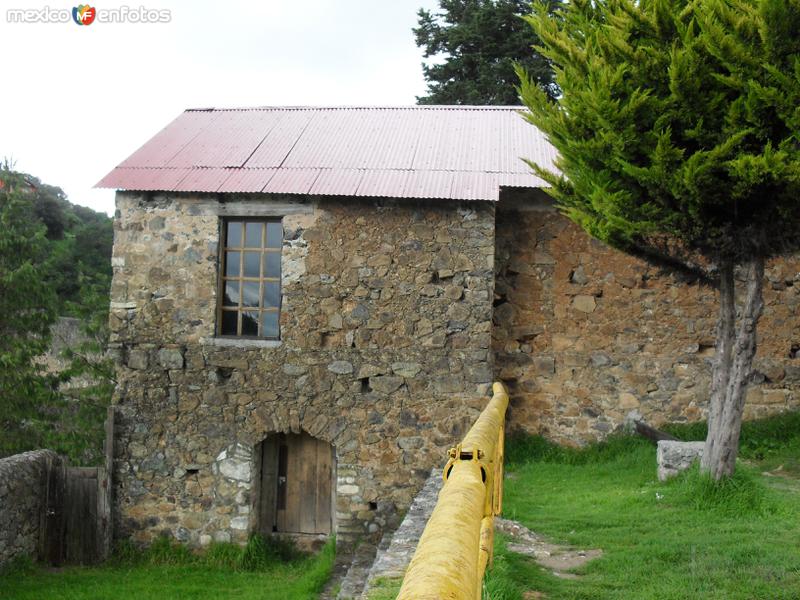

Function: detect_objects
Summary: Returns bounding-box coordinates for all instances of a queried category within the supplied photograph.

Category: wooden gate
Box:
[64,467,103,564]
[39,464,110,565]
[258,432,334,536]
[38,408,113,565]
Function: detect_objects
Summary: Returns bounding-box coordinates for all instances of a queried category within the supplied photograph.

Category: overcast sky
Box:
[0,0,440,214]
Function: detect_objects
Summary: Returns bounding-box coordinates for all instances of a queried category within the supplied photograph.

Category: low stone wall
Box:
[0,450,59,566]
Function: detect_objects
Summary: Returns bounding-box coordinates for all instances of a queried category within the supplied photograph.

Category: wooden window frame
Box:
[216,217,282,340]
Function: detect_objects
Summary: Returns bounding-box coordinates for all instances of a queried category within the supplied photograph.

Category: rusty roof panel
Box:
[354,170,411,197]
[97,106,558,201]
[173,168,233,192]
[167,111,283,168]
[244,110,316,168]
[403,170,454,199]
[217,168,278,193]
[451,171,500,202]
[97,167,192,190]
[118,112,214,168]
[309,169,364,196]
[95,167,134,189]
[261,168,321,194]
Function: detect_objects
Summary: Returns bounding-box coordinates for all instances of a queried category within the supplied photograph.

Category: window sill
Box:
[201,337,283,349]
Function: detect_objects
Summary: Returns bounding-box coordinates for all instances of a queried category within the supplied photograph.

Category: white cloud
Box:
[0,0,439,214]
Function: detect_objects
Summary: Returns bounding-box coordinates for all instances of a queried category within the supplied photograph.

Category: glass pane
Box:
[226,221,242,247]
[242,311,259,336]
[242,281,260,308]
[263,281,280,307]
[243,252,261,278]
[244,222,262,248]
[221,310,238,335]
[266,222,283,248]
[261,311,279,339]
[225,251,240,277]
[264,252,281,278]
[223,281,239,307]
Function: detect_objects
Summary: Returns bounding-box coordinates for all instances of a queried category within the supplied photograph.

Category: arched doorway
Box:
[256,432,335,536]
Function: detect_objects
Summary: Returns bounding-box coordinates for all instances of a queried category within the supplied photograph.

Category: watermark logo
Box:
[7,5,171,24]
[72,5,96,25]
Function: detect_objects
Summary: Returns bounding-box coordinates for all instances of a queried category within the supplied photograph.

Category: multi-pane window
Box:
[218,219,282,339]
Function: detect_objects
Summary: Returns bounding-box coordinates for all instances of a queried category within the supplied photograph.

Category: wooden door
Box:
[63,467,100,564]
[259,432,333,535]
[38,459,108,566]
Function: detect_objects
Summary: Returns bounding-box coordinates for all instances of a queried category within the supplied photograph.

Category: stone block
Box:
[358,364,385,378]
[657,441,704,481]
[533,356,555,375]
[391,362,422,378]
[572,295,596,313]
[370,375,404,394]
[158,348,184,370]
[570,265,588,285]
[127,348,149,370]
[761,389,788,405]
[444,285,463,301]
[397,436,424,450]
[619,392,640,409]
[327,360,354,375]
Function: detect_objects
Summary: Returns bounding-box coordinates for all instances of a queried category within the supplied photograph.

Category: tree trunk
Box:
[701,256,765,480]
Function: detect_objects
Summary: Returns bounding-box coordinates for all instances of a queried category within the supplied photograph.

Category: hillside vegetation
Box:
[0,166,114,464]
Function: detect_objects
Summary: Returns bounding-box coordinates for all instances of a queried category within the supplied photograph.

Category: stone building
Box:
[97,106,799,548]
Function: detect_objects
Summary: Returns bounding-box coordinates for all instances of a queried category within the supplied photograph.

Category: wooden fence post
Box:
[98,405,115,561]
[38,454,66,566]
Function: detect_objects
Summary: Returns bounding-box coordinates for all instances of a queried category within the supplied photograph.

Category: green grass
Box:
[366,576,404,599]
[490,415,800,600]
[0,535,335,600]
[664,410,800,466]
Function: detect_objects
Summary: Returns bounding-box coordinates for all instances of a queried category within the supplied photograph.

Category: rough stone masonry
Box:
[0,450,60,566]
[493,194,800,444]
[108,188,799,548]
[109,192,495,547]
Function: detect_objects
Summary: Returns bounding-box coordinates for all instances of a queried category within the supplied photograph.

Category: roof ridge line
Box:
[184,105,527,112]
[108,166,535,174]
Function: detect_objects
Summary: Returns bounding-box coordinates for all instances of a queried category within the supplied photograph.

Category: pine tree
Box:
[519,0,800,479]
[414,0,562,104]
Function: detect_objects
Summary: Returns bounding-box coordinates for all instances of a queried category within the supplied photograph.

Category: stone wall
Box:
[494,196,800,443]
[0,450,59,566]
[109,192,496,547]
[37,317,97,391]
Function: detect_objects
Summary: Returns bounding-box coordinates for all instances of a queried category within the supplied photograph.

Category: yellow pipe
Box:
[494,423,504,516]
[397,460,486,599]
[477,515,494,594]
[397,383,509,600]
[461,382,509,461]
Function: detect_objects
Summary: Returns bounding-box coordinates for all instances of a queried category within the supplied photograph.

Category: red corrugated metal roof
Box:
[96,106,557,201]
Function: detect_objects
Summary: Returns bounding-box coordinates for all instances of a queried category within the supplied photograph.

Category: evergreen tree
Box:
[519,0,800,479]
[414,0,561,104]
[0,170,58,454]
